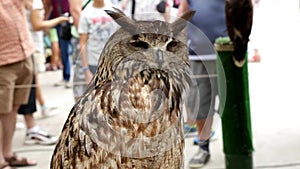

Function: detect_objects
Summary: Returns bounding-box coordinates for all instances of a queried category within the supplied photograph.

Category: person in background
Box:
[0,0,37,168]
[17,0,70,146]
[168,0,180,21]
[46,28,64,71]
[44,0,73,88]
[30,0,64,118]
[121,0,171,21]
[69,0,83,29]
[178,0,227,168]
[73,0,117,101]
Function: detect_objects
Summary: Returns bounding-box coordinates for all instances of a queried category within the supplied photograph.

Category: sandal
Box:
[0,161,15,169]
[4,153,37,167]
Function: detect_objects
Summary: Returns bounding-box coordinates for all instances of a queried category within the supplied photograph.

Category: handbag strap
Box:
[72,0,92,63]
[82,0,92,11]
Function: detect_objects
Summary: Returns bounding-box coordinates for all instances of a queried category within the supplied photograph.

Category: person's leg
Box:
[2,107,36,166]
[52,41,62,69]
[50,42,58,70]
[0,120,4,164]
[23,114,36,130]
[197,116,213,141]
[56,26,71,83]
[35,74,45,106]
[0,105,19,158]
[0,106,24,169]
[60,38,71,82]
[0,107,36,167]
[17,73,58,145]
[21,109,58,146]
[48,28,61,70]
[0,58,36,167]
[0,122,5,166]
[18,74,37,133]
[0,57,31,162]
[196,60,217,147]
[189,61,216,168]
[35,73,57,117]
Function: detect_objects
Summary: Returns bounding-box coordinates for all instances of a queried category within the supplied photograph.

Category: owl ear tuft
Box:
[171,10,195,36]
[105,7,137,34]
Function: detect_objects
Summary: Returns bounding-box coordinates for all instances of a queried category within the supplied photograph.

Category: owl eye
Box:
[130,40,149,49]
[167,40,178,52]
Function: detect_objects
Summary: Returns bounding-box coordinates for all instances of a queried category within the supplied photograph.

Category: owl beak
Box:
[156,49,164,69]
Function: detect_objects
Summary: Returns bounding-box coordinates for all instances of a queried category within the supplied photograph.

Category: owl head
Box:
[92,8,195,84]
[78,9,196,159]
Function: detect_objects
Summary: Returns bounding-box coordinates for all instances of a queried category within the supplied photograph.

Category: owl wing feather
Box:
[51,67,186,169]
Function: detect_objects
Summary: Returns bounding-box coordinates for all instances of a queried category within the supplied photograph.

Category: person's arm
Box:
[79,33,93,83]
[31,9,69,31]
[121,0,130,10]
[43,0,53,19]
[79,34,89,68]
[69,0,82,29]
[23,0,33,9]
[163,0,173,22]
[177,0,189,16]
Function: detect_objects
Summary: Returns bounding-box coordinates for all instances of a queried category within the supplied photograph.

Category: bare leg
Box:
[35,74,45,107]
[196,116,213,141]
[51,42,62,68]
[0,106,37,166]
[0,105,19,158]
[0,121,4,165]
[188,116,213,167]
[23,114,36,130]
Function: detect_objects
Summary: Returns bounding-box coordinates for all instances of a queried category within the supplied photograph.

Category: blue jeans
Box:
[56,25,71,81]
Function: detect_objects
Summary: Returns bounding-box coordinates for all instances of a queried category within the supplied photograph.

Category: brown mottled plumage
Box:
[225,0,253,67]
[51,8,195,169]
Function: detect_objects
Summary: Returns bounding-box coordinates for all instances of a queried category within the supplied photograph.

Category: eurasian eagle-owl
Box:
[51,8,195,169]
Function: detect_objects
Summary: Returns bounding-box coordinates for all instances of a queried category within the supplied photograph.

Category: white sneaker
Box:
[65,81,72,89]
[16,122,25,130]
[54,80,65,87]
[24,129,58,145]
[189,148,210,168]
[41,106,58,118]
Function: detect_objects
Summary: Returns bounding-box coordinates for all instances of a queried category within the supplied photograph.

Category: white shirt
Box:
[26,0,44,54]
[78,3,117,66]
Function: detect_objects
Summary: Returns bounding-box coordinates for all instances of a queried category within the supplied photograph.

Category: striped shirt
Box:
[0,0,35,66]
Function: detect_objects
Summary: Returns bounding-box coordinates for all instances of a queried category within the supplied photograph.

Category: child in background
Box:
[73,0,117,101]
[18,0,69,145]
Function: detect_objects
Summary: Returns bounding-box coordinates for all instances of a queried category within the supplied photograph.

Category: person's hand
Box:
[68,16,74,24]
[84,69,93,84]
[59,16,70,23]
[121,0,128,10]
[23,0,33,9]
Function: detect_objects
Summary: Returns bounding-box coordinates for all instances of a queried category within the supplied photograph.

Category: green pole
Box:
[215,37,254,169]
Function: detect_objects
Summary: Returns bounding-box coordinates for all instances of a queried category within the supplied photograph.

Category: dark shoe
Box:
[0,161,16,169]
[193,131,216,145]
[4,153,37,167]
[189,148,210,168]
